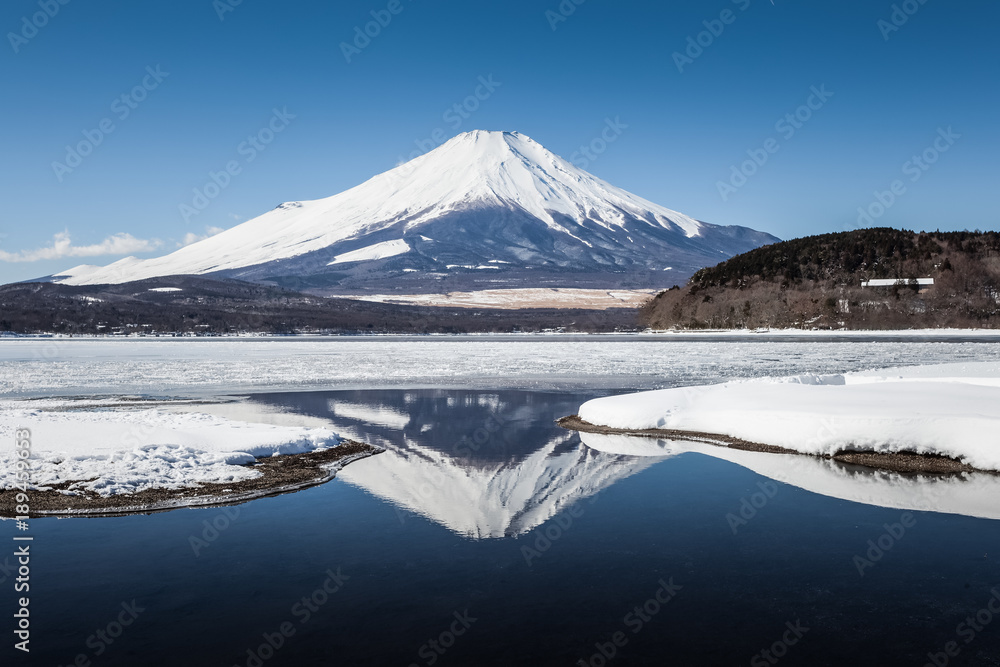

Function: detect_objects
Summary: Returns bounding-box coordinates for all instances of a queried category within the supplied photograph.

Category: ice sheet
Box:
[3,336,1000,398]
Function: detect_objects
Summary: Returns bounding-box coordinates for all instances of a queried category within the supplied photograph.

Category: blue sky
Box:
[1,0,997,284]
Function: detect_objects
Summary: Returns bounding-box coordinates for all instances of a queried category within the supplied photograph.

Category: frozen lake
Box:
[4,334,1000,398]
[4,336,1000,665]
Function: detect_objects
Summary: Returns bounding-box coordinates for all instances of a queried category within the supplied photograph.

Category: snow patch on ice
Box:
[0,404,341,496]
[578,362,1000,471]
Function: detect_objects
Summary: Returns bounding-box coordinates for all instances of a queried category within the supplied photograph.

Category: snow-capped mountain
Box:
[52,131,778,290]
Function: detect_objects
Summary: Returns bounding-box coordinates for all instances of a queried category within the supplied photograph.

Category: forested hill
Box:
[640,228,1000,330]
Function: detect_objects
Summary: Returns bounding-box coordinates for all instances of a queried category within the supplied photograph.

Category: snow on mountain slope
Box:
[328,239,410,265]
[52,131,778,288]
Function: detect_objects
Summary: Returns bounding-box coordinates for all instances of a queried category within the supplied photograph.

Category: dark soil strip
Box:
[830,451,978,475]
[557,415,797,454]
[557,415,983,475]
[0,441,381,518]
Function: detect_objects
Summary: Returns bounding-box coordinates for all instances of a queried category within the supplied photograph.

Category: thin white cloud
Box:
[179,226,225,247]
[0,231,162,263]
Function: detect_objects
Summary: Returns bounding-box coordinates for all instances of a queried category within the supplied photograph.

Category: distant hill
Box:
[640,228,1000,330]
[0,276,636,335]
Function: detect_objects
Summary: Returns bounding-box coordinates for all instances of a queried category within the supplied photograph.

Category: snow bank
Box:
[0,403,340,496]
[578,362,1000,471]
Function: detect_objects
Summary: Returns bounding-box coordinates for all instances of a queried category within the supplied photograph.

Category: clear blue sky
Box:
[1,0,997,284]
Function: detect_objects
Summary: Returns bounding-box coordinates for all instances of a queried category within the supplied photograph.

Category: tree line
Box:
[641,228,1000,329]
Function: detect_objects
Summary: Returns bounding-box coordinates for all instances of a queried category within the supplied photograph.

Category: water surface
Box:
[8,388,1000,666]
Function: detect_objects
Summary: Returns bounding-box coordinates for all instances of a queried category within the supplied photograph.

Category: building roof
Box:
[860,278,935,287]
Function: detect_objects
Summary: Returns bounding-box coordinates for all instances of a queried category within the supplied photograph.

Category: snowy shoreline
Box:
[0,399,381,516]
[569,362,1000,473]
[3,328,1000,339]
[2,445,380,517]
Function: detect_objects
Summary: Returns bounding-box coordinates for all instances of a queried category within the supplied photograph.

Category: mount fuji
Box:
[51,131,778,292]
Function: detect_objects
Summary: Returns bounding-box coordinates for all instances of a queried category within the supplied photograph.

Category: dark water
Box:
[7,389,1000,666]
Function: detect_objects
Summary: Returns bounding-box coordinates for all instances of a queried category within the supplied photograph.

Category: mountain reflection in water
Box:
[246,388,1000,533]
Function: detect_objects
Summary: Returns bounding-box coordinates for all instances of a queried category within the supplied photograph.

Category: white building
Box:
[860,278,934,288]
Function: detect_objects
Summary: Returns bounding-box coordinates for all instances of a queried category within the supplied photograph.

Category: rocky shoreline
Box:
[557,415,982,475]
[0,440,381,517]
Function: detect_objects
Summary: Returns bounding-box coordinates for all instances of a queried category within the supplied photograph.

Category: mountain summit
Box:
[52,130,778,291]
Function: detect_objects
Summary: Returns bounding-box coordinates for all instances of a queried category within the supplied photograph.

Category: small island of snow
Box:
[576,362,1000,472]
